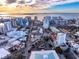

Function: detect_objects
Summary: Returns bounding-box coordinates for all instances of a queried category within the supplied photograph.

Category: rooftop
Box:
[0,48,11,59]
[29,50,59,59]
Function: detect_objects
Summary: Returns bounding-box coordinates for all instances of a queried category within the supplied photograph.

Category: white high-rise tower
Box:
[4,21,12,32]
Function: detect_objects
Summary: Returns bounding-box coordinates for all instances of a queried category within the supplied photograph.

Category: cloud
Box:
[6,0,16,4]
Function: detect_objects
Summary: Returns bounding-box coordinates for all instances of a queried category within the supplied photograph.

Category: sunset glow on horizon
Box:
[0,0,78,13]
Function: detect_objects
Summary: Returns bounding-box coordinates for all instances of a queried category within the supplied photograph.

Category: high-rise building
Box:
[34,16,38,20]
[16,17,29,27]
[4,21,12,32]
[0,21,13,33]
[76,18,79,27]
[11,18,18,27]
[43,16,51,29]
[58,20,67,26]
[0,23,5,33]
[43,19,49,29]
[23,18,29,27]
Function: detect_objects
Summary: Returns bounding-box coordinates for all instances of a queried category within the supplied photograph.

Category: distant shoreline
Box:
[0,13,79,15]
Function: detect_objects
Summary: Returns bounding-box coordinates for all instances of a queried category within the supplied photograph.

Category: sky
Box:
[44,2,79,13]
[0,0,79,13]
[48,2,79,10]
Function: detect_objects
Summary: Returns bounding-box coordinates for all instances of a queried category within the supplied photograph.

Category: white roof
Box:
[56,33,66,46]
[19,37,26,41]
[8,38,17,43]
[11,40,20,46]
[0,48,10,59]
[7,30,26,38]
[75,32,79,36]
[29,50,59,59]
[4,45,12,50]
[50,27,60,33]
